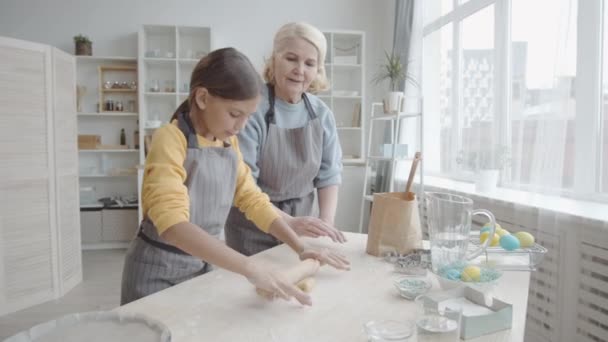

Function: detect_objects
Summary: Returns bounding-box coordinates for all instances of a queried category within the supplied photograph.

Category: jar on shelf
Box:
[149,80,160,92]
[128,100,136,113]
[120,128,126,145]
[164,80,175,93]
[115,101,123,112]
[103,81,112,89]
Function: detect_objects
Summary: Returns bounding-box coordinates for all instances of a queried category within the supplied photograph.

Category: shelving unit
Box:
[76,55,140,249]
[137,24,212,222]
[358,101,424,233]
[320,30,365,165]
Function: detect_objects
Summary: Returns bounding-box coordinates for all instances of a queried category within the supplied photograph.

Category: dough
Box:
[296,277,315,292]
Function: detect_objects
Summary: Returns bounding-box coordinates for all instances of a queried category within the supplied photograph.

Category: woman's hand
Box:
[244,259,312,306]
[287,216,347,243]
[299,247,350,270]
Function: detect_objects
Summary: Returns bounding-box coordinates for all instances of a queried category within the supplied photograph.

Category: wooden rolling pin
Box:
[256,259,321,299]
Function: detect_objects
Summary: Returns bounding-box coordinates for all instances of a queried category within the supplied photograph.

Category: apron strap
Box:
[301,93,318,120]
[137,227,189,255]
[264,84,319,131]
[177,111,200,148]
[264,84,276,131]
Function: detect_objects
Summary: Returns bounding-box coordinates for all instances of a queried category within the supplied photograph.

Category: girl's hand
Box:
[287,216,347,243]
[244,259,312,305]
[299,247,350,270]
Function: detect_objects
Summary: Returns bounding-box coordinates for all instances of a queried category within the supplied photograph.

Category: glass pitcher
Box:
[425,192,496,272]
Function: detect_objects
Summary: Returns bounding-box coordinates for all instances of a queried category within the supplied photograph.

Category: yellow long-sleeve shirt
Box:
[142,120,279,235]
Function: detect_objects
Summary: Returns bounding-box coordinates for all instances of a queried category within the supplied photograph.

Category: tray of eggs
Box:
[468,223,547,271]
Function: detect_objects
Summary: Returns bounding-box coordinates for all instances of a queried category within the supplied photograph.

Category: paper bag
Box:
[366,192,422,256]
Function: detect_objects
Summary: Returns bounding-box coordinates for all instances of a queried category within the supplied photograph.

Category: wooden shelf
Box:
[79,174,137,178]
[78,112,138,117]
[76,56,136,62]
[99,65,137,72]
[79,149,139,153]
[102,89,137,93]
[145,92,176,96]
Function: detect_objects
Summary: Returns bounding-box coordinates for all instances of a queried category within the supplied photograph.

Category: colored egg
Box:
[514,231,535,248]
[446,269,461,281]
[499,234,521,251]
[480,222,501,234]
[480,232,500,246]
[461,266,481,282]
[496,228,511,236]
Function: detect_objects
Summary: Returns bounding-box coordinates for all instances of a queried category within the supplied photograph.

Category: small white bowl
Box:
[393,278,432,300]
[364,320,414,341]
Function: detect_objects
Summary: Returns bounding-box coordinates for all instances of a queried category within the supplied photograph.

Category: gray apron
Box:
[225,84,323,256]
[121,111,238,305]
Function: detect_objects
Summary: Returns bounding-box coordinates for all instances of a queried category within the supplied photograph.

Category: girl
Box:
[121,47,349,306]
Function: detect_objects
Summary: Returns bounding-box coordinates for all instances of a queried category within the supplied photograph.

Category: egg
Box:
[499,234,521,251]
[445,269,461,281]
[514,231,535,248]
[496,228,511,236]
[480,222,502,234]
[480,231,500,246]
[461,266,481,282]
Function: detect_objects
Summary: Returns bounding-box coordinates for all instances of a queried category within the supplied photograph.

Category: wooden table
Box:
[116,233,530,341]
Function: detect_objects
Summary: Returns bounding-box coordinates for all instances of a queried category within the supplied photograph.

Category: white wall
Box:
[0,0,395,103]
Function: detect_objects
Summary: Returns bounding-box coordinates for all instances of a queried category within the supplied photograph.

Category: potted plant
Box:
[456,145,511,192]
[73,34,92,56]
[372,50,418,113]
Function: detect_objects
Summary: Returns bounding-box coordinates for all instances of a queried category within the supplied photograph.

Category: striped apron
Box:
[120,111,238,305]
[225,84,323,256]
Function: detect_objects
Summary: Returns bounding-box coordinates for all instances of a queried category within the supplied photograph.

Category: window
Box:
[422,0,605,201]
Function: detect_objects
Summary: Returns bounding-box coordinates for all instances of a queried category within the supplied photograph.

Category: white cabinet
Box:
[318,30,366,231]
[80,210,103,243]
[0,36,81,316]
[137,24,212,222]
[334,166,366,232]
[101,209,138,242]
[80,208,138,247]
[321,30,365,164]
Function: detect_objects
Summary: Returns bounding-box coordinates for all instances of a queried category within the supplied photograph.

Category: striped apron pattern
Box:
[121,111,238,305]
[225,84,323,256]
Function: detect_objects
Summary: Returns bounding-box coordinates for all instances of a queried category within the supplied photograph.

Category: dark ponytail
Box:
[171,47,262,121]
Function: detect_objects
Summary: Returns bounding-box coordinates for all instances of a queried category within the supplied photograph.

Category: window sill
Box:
[402,175,608,223]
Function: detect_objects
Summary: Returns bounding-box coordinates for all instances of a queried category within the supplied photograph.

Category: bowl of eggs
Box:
[479,223,536,251]
[434,262,503,292]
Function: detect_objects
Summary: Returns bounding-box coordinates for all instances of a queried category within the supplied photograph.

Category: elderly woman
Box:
[225,22,346,256]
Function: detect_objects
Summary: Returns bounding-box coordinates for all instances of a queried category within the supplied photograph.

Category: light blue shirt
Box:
[237,86,343,188]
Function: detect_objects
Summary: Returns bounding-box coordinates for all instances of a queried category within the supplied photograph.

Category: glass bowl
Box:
[434,262,502,292]
[393,278,432,300]
[364,320,414,341]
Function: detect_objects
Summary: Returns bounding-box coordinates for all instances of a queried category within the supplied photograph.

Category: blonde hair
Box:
[263,22,329,93]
